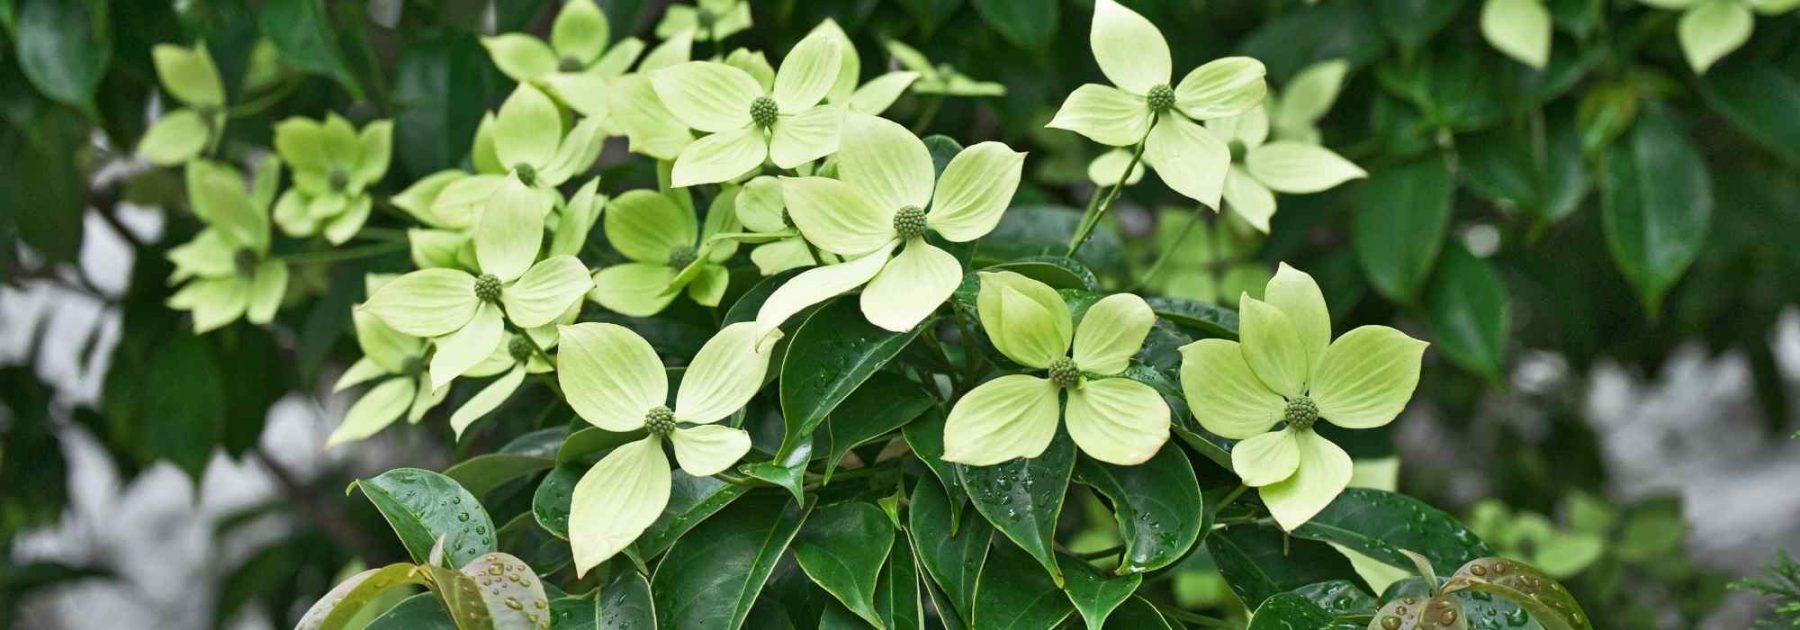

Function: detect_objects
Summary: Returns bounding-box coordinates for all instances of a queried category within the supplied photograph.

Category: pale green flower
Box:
[1266,60,1348,144]
[483,0,644,118]
[1638,0,1796,73]
[754,113,1025,335]
[166,159,289,333]
[1467,501,1606,579]
[735,175,822,275]
[401,85,604,232]
[271,114,392,244]
[1206,103,1365,232]
[809,19,920,116]
[1046,0,1267,208]
[1142,208,1269,306]
[448,330,558,438]
[589,186,738,316]
[558,321,776,573]
[1179,264,1428,530]
[326,278,449,448]
[138,43,226,166]
[651,27,847,186]
[942,272,1171,466]
[884,40,1006,97]
[654,0,752,43]
[1481,0,1553,69]
[362,177,594,390]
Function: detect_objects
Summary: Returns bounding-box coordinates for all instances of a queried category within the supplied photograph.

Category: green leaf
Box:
[366,593,457,630]
[972,539,1073,628]
[596,570,657,628]
[957,431,1075,586]
[877,534,924,630]
[1144,297,1240,339]
[793,502,896,627]
[979,256,1100,292]
[1245,593,1335,630]
[1427,244,1510,381]
[1700,61,1800,169]
[635,472,751,558]
[1207,523,1360,609]
[547,594,597,628]
[354,468,497,568]
[1372,0,1466,51]
[740,445,812,504]
[651,494,814,630]
[1458,110,1589,223]
[459,552,552,628]
[908,475,990,626]
[444,453,553,498]
[14,0,111,112]
[903,409,969,532]
[0,87,89,262]
[259,0,361,98]
[1056,555,1140,628]
[558,427,650,464]
[1600,105,1713,319]
[1103,596,1172,629]
[393,29,494,180]
[1073,444,1207,574]
[1353,153,1454,304]
[813,373,936,482]
[977,205,1128,280]
[1292,488,1494,578]
[779,297,925,457]
[971,0,1059,50]
[532,464,581,539]
[1287,579,1377,617]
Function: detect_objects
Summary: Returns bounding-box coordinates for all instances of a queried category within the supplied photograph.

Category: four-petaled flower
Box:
[652,27,846,186]
[166,159,289,333]
[137,43,226,166]
[327,278,448,448]
[943,272,1172,466]
[1179,264,1427,530]
[558,321,775,573]
[755,113,1025,335]
[271,114,393,244]
[588,187,739,316]
[1206,99,1365,232]
[655,0,752,43]
[483,0,644,118]
[1047,0,1267,208]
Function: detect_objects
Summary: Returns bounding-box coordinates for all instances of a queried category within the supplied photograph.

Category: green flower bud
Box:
[508,335,536,363]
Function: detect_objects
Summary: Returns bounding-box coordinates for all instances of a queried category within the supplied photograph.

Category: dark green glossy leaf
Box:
[971,539,1073,628]
[793,502,895,627]
[902,409,968,532]
[724,269,805,326]
[1102,596,1171,629]
[259,0,361,97]
[877,534,924,630]
[979,256,1100,291]
[14,0,110,111]
[557,428,648,463]
[1287,579,1377,617]
[354,468,496,568]
[1238,2,1386,79]
[1700,61,1800,169]
[1145,297,1240,339]
[635,472,750,558]
[779,297,925,457]
[1354,153,1454,304]
[740,443,811,504]
[546,594,596,628]
[1293,488,1493,578]
[1427,244,1510,381]
[1246,593,1335,630]
[596,570,656,629]
[1207,523,1360,609]
[813,373,935,482]
[531,464,581,539]
[393,29,494,180]
[1372,0,1464,51]
[977,205,1128,280]
[1600,105,1712,319]
[444,453,553,498]
[651,494,813,630]
[908,475,990,625]
[971,0,1058,50]
[1073,445,1207,574]
[1057,555,1140,628]
[1458,110,1588,223]
[957,432,1075,586]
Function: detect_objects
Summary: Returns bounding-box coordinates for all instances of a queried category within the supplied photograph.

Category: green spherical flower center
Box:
[1048,357,1081,389]
[1283,396,1319,431]
[749,96,780,129]
[667,245,698,270]
[558,56,585,73]
[513,162,537,186]
[234,248,259,277]
[474,274,503,303]
[892,206,928,241]
[644,406,676,436]
[328,167,350,192]
[1146,83,1176,113]
[508,335,536,363]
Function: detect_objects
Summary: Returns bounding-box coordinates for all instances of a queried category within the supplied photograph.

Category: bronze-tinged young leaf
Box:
[1445,558,1591,630]
[792,502,897,627]
[459,552,551,629]
[297,564,426,630]
[957,431,1076,586]
[1367,592,1468,630]
[354,468,497,569]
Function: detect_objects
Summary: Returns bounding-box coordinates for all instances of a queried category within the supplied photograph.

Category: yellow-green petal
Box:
[1481,0,1552,69]
[838,113,935,212]
[570,437,671,575]
[769,105,844,169]
[429,302,505,390]
[1144,114,1231,209]
[494,84,565,169]
[1046,83,1151,147]
[1177,339,1284,439]
[450,365,528,439]
[1172,57,1267,121]
[781,176,895,256]
[352,307,422,374]
[1090,0,1171,93]
[246,260,288,324]
[976,271,1072,370]
[848,71,919,114]
[927,141,1026,242]
[151,44,224,107]
[1273,60,1348,138]
[773,28,843,112]
[1260,430,1353,530]
[557,322,668,431]
[589,263,682,317]
[482,34,559,83]
[1064,377,1171,466]
[137,109,209,166]
[670,425,753,476]
[550,0,609,65]
[652,61,761,132]
[754,243,894,339]
[1230,430,1299,487]
[1207,106,1269,150]
[326,377,415,448]
[671,125,766,187]
[1237,296,1310,397]
[605,190,696,264]
[674,322,773,424]
[941,375,1062,466]
[1072,293,1153,376]
[1222,166,1275,233]
[860,239,960,332]
[502,255,594,327]
[1087,148,1145,187]
[1679,0,1753,73]
[687,264,730,307]
[1261,263,1331,375]
[750,239,817,275]
[362,269,479,338]
[736,175,787,232]
[1244,142,1366,195]
[474,176,548,282]
[1310,326,1427,429]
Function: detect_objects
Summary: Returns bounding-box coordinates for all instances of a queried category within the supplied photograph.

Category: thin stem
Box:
[1215,484,1249,513]
[277,241,406,265]
[705,229,797,245]
[1070,543,1125,561]
[1133,205,1206,290]
[1066,132,1150,256]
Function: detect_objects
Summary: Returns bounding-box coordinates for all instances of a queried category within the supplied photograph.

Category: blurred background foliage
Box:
[1,0,1797,627]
